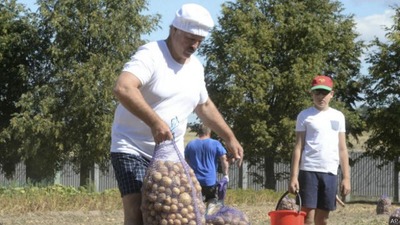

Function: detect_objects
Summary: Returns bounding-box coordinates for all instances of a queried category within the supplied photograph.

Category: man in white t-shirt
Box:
[289,75,351,225]
[110,4,244,225]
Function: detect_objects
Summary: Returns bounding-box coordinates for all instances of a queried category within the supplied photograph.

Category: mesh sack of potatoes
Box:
[205,205,250,225]
[205,177,250,225]
[141,140,206,225]
[376,195,391,215]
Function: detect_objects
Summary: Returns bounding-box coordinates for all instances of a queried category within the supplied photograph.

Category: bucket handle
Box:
[275,191,302,213]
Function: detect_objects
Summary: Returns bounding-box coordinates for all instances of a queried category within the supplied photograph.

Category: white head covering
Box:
[171,3,214,37]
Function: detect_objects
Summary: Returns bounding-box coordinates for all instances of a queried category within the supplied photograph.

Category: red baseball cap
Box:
[311,75,333,91]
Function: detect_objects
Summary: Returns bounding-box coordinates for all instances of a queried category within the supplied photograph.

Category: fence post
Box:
[395,158,399,203]
[238,161,248,189]
[54,171,61,185]
[90,164,100,192]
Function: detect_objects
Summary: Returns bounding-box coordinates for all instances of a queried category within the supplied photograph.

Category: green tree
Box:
[200,0,364,189]
[0,0,45,178]
[362,6,400,166]
[2,0,160,185]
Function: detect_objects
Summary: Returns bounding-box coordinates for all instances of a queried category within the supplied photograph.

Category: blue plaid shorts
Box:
[111,153,150,197]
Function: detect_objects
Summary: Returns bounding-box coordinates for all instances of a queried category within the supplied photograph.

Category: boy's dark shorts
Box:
[298,170,338,211]
[111,152,150,197]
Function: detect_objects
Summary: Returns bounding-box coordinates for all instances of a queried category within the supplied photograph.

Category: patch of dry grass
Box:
[0,183,394,225]
[0,185,121,215]
[0,186,277,215]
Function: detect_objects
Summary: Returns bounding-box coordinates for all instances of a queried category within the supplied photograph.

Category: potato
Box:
[154,202,162,211]
[157,185,165,193]
[164,196,171,204]
[162,205,171,213]
[165,187,172,196]
[160,218,168,225]
[170,204,178,213]
[180,177,188,185]
[161,176,172,187]
[178,192,192,206]
[158,165,169,176]
[152,171,162,182]
[151,183,158,192]
[147,192,157,202]
[169,170,176,177]
[231,217,240,224]
[187,205,194,213]
[171,197,178,205]
[172,175,181,186]
[213,216,225,225]
[175,212,182,220]
[181,218,188,224]
[195,183,202,192]
[187,212,195,220]
[172,164,180,173]
[180,208,189,217]
[167,213,176,220]
[164,160,174,168]
[172,187,180,195]
[157,192,167,202]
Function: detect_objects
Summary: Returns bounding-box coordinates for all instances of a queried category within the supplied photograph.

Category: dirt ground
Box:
[0,202,394,225]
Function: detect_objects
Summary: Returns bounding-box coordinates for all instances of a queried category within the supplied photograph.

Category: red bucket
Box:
[268,191,306,225]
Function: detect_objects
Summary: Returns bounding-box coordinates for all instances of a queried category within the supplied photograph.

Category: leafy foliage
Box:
[0,0,160,184]
[362,6,400,167]
[200,0,364,188]
[0,0,43,178]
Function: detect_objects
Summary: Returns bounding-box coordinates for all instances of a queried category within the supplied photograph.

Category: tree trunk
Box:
[264,155,276,190]
[394,157,400,203]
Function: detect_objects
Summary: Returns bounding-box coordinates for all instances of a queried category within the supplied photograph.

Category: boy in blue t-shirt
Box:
[185,124,229,204]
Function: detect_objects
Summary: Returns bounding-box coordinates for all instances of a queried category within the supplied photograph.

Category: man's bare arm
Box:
[195,98,244,166]
[113,71,172,143]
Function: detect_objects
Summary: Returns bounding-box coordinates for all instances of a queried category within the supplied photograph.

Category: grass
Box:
[0,185,393,225]
[225,189,282,205]
[0,185,277,214]
[0,185,122,214]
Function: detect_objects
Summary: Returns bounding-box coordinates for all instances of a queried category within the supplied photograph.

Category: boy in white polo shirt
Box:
[289,75,351,225]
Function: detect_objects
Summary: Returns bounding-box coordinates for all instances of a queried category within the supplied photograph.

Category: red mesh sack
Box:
[141,140,206,225]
